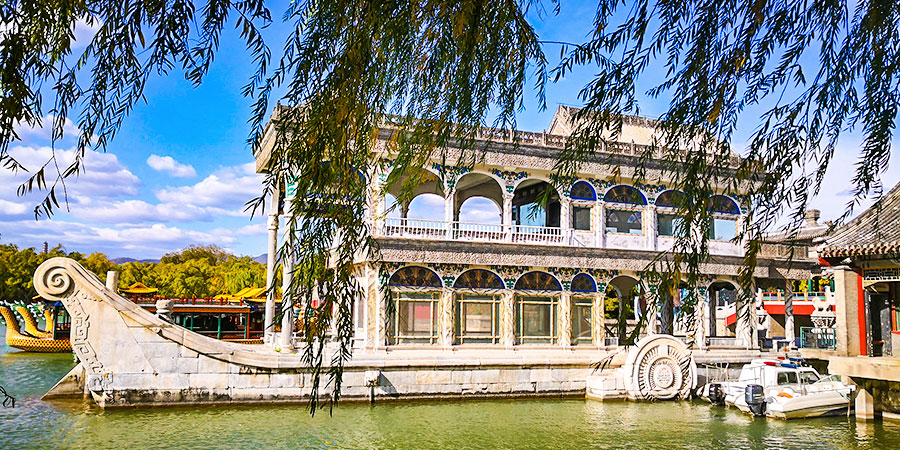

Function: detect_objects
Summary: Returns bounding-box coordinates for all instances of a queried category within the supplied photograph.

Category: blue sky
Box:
[1,2,897,259]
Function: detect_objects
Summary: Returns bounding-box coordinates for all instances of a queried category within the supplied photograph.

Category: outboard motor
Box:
[745,384,766,417]
[708,383,726,406]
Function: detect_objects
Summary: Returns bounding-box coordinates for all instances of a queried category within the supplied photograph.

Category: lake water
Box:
[2,324,900,449]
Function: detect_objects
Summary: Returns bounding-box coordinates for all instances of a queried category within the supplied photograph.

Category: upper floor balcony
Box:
[371,164,749,257]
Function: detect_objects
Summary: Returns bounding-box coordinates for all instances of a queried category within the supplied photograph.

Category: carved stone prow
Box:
[32,257,322,407]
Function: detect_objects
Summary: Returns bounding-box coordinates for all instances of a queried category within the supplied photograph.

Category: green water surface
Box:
[2,324,900,449]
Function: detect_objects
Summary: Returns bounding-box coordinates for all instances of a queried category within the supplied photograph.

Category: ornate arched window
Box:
[515,271,562,291]
[709,195,740,214]
[604,185,646,235]
[570,181,597,201]
[570,182,595,231]
[708,195,740,241]
[570,273,596,345]
[603,185,647,205]
[514,271,560,345]
[454,269,503,344]
[387,266,441,345]
[454,269,505,289]
[570,274,597,292]
[389,266,442,288]
[655,190,688,209]
[656,190,688,237]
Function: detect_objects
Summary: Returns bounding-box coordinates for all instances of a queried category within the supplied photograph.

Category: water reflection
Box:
[3,331,900,449]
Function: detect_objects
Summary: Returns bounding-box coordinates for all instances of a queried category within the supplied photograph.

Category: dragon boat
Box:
[0,305,72,353]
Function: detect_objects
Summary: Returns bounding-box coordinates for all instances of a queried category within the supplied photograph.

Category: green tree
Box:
[77,252,116,278]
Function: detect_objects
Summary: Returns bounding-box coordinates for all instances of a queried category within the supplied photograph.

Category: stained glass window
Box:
[572,206,591,230]
[453,269,505,289]
[603,185,646,205]
[515,271,562,291]
[571,274,597,292]
[709,195,740,214]
[570,181,596,201]
[709,218,737,241]
[606,209,643,234]
[656,190,688,209]
[390,292,439,345]
[572,297,593,345]
[389,266,442,288]
[657,213,684,237]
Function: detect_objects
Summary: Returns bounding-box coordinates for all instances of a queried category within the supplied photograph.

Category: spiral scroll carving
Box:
[623,334,697,401]
[35,262,75,300]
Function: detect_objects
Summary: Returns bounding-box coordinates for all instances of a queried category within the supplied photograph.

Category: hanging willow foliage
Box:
[2,0,898,412]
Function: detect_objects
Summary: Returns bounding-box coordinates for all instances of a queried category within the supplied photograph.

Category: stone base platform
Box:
[34,258,766,408]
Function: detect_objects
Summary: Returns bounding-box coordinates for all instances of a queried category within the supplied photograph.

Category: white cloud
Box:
[155,163,262,209]
[146,154,197,178]
[0,219,241,257]
[459,197,501,224]
[406,193,445,220]
[14,114,81,143]
[0,145,139,204]
[0,199,27,216]
[807,139,900,225]
[69,199,232,225]
[72,18,101,49]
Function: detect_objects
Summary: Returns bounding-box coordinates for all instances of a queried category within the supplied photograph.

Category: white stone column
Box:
[503,192,514,242]
[593,292,606,346]
[370,179,386,235]
[500,290,515,347]
[105,270,118,291]
[736,288,753,349]
[646,204,658,251]
[279,240,295,351]
[558,291,572,346]
[444,188,455,238]
[644,283,659,335]
[439,288,454,348]
[364,264,383,349]
[597,201,606,248]
[560,197,572,244]
[695,288,709,350]
[749,287,760,349]
[264,187,280,344]
[784,286,795,348]
[376,277,388,349]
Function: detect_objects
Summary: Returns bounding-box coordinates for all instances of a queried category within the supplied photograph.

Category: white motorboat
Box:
[701,358,854,419]
[701,359,854,419]
[762,375,854,419]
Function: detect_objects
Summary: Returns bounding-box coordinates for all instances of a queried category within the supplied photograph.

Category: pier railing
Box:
[800,326,837,350]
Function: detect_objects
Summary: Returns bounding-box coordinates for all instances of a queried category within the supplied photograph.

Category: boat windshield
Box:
[813,374,841,384]
[776,371,798,385]
[800,371,820,385]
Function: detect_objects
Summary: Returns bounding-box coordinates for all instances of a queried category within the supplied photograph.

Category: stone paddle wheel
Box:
[586,334,697,401]
[622,335,697,400]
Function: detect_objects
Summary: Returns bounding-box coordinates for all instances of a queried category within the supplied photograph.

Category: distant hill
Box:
[111,257,161,264]
[111,255,266,265]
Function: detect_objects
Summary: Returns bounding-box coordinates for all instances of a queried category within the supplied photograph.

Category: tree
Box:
[3,1,898,412]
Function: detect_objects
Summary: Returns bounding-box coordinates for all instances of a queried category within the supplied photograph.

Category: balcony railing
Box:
[381,218,566,246]
[378,217,748,253]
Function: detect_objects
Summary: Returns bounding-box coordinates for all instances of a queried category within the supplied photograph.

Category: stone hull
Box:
[33,258,610,407]
[34,258,768,408]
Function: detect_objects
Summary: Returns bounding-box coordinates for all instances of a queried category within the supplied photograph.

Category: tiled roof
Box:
[820,182,900,258]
